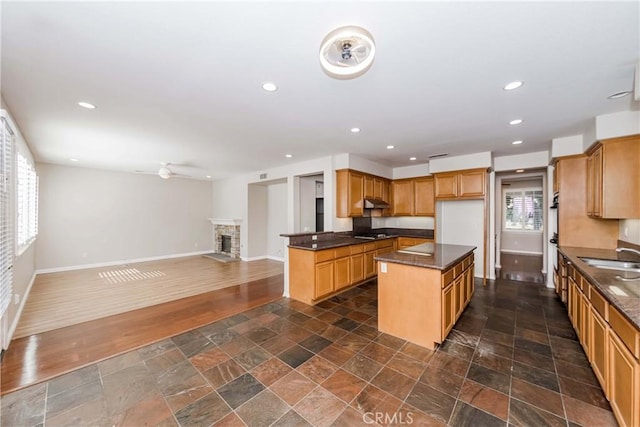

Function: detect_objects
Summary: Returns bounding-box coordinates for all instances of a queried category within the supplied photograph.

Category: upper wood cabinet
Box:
[434,169,486,200]
[336,169,364,217]
[391,179,414,216]
[586,134,640,219]
[414,176,435,216]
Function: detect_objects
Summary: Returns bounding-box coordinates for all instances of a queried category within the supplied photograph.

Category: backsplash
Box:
[620,219,640,245]
[372,216,435,229]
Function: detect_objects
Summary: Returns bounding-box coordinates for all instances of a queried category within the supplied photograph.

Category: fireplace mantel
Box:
[208,218,243,226]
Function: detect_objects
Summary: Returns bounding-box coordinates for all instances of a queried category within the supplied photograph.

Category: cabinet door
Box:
[442,283,455,339]
[414,177,435,216]
[592,147,603,218]
[364,251,376,278]
[348,172,365,217]
[435,173,458,199]
[391,180,414,216]
[459,170,485,197]
[364,175,375,199]
[334,257,351,290]
[590,306,609,393]
[373,178,384,199]
[454,275,464,320]
[609,331,639,427]
[586,155,595,216]
[315,261,335,299]
[580,292,590,356]
[350,253,364,285]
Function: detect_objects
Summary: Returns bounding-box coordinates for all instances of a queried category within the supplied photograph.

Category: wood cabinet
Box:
[397,237,432,250]
[434,168,486,200]
[586,134,640,219]
[336,169,364,217]
[609,331,639,427]
[442,283,455,338]
[414,177,435,216]
[391,179,414,216]
[590,303,609,392]
[315,261,334,298]
[335,256,351,290]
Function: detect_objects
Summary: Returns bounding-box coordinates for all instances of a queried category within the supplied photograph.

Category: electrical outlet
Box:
[380,262,387,273]
[311,235,318,240]
[13,294,19,305]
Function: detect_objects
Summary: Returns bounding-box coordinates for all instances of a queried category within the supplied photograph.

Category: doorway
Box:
[496,172,546,283]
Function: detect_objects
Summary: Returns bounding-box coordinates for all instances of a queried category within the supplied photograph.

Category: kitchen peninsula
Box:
[376,242,476,349]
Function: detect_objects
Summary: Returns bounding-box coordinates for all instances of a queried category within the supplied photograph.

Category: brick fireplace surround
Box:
[209,218,241,259]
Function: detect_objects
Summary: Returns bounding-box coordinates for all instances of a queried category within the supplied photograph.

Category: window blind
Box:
[504,189,543,231]
[0,118,13,316]
[16,149,38,252]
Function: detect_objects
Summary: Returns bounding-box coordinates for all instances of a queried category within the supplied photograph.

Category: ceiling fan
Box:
[135,163,191,179]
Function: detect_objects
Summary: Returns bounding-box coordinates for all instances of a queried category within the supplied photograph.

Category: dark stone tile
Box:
[359,342,396,364]
[299,334,333,353]
[331,406,370,427]
[318,344,356,367]
[137,339,177,360]
[405,382,456,424]
[331,305,353,316]
[476,338,513,359]
[514,337,552,358]
[450,401,506,427]
[446,329,480,348]
[260,334,296,355]
[400,342,436,363]
[269,371,317,405]
[250,357,292,387]
[302,318,330,333]
[547,325,578,340]
[321,369,367,403]
[202,359,246,388]
[562,395,618,427]
[235,390,289,427]
[219,336,256,357]
[371,366,416,400]
[438,340,475,361]
[297,355,338,383]
[458,379,509,421]
[272,410,312,427]
[515,327,550,345]
[0,383,47,427]
[155,361,212,412]
[352,324,380,340]
[472,350,512,375]
[418,365,465,398]
[373,333,406,351]
[343,354,385,382]
[174,392,231,427]
[318,324,349,342]
[234,346,272,370]
[277,344,314,368]
[217,373,265,409]
[144,348,186,377]
[509,398,566,427]
[46,396,111,427]
[189,347,231,372]
[559,376,610,410]
[429,351,469,377]
[109,393,174,427]
[554,359,599,387]
[511,378,564,417]
[208,329,241,346]
[333,333,370,354]
[293,386,346,427]
[97,350,142,377]
[171,329,206,347]
[287,312,313,325]
[48,364,100,397]
[481,329,514,347]
[466,363,510,394]
[453,313,487,336]
[512,361,560,393]
[512,347,554,372]
[244,327,277,345]
[177,337,216,358]
[333,317,360,331]
[47,379,105,419]
[385,352,426,380]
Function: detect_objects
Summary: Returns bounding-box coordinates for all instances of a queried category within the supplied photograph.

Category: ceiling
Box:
[1,1,638,180]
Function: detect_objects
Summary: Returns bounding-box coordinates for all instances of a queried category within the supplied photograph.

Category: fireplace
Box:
[209,218,242,259]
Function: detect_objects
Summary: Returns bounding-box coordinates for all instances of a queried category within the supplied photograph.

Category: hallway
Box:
[499,252,545,284]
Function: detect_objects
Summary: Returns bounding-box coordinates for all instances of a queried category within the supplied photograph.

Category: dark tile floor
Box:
[1,278,619,426]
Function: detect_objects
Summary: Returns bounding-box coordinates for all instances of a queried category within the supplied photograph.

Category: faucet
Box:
[616,247,640,257]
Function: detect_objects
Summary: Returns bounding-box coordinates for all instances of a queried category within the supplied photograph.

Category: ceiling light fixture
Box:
[262,82,278,92]
[503,81,524,91]
[206,175,212,179]
[607,91,631,100]
[512,140,523,145]
[78,102,96,109]
[350,127,361,133]
[70,158,79,162]
[409,157,417,161]
[509,119,523,125]
[386,145,394,150]
[516,169,525,173]
[285,154,293,158]
[320,26,375,79]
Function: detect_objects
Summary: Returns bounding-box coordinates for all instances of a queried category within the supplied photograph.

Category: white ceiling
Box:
[1,1,638,180]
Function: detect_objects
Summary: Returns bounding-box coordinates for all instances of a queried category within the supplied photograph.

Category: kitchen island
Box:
[375,242,476,350]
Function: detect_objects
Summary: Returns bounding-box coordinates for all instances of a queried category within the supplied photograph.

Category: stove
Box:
[353,233,388,240]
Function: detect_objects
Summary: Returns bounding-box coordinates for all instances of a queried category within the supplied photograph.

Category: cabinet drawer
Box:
[364,242,376,252]
[350,244,364,255]
[442,268,455,288]
[334,246,351,259]
[315,250,335,263]
[609,307,639,359]
[453,262,463,278]
[590,286,609,320]
[376,239,394,250]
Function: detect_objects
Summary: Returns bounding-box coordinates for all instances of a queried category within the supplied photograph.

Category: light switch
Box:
[380,262,387,273]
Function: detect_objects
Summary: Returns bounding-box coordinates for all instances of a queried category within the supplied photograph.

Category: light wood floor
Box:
[1,265,284,394]
[14,256,283,338]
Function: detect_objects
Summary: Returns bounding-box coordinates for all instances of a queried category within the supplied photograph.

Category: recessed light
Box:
[503,81,524,91]
[206,175,212,179]
[607,91,631,100]
[70,158,79,162]
[78,102,96,109]
[350,127,361,133]
[262,82,278,92]
[512,140,523,145]
[516,169,525,173]
[509,119,523,125]
[285,154,293,158]
[409,157,417,161]
[386,145,394,150]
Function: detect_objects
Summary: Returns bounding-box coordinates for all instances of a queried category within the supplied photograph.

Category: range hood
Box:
[363,198,390,209]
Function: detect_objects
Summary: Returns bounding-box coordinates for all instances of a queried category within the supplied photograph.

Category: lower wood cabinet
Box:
[315,261,334,298]
[349,253,364,286]
[609,331,639,427]
[442,283,455,338]
[334,256,351,290]
[590,305,608,392]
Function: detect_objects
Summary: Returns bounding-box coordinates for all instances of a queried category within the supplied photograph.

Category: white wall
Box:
[551,134,584,158]
[373,216,435,230]
[596,111,640,140]
[392,163,430,179]
[299,175,322,233]
[494,151,549,171]
[267,182,287,260]
[36,164,213,271]
[247,184,267,258]
[428,151,492,173]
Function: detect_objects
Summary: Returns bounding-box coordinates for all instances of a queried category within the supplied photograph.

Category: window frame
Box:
[15,147,38,256]
[503,187,544,233]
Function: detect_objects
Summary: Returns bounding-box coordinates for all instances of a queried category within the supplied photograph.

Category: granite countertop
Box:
[287,229,434,251]
[559,246,640,330]
[288,235,398,250]
[375,243,476,270]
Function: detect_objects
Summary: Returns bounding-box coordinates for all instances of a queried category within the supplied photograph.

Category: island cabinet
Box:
[564,262,640,427]
[434,168,486,200]
[377,248,474,350]
[586,134,640,219]
[289,239,393,305]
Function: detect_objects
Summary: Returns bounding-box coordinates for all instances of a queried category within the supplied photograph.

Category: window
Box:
[16,150,38,253]
[504,189,543,231]
[1,118,13,317]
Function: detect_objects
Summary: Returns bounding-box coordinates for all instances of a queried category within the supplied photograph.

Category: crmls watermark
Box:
[363,411,414,425]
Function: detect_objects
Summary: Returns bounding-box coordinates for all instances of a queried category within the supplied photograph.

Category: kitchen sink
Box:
[579,257,640,273]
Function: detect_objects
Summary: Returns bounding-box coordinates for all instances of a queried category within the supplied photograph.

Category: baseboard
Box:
[7,271,37,348]
[266,256,285,263]
[35,250,215,274]
[241,255,285,262]
[500,249,544,256]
